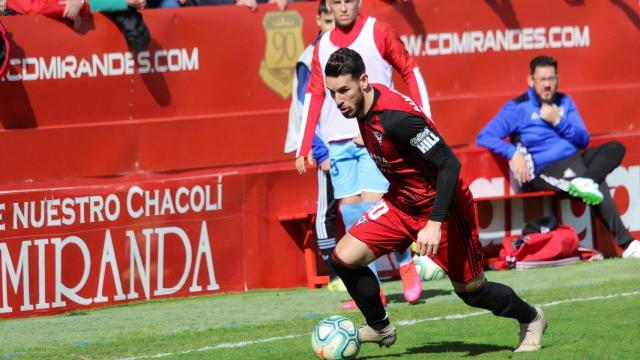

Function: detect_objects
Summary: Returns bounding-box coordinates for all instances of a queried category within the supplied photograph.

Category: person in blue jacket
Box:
[477,55,640,259]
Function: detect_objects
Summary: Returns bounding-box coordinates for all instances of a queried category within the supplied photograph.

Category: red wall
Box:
[0,1,638,182]
[0,1,638,318]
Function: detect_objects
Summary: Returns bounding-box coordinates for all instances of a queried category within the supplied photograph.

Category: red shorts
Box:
[348,195,484,283]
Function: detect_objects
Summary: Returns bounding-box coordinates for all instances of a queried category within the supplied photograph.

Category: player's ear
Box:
[527,74,534,88]
[359,73,369,90]
[357,0,363,10]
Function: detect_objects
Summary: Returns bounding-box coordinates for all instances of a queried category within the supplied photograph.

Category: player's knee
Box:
[451,272,485,293]
[329,250,356,272]
[329,251,379,298]
[608,141,625,158]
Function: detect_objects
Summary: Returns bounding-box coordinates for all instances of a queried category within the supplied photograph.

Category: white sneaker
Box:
[358,323,396,348]
[622,240,640,259]
[568,177,604,205]
[514,306,547,352]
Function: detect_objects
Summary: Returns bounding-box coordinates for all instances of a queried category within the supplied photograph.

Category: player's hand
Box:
[127,0,147,9]
[59,0,83,21]
[307,152,317,167]
[353,134,364,146]
[509,151,531,184]
[236,0,257,11]
[540,103,560,126]
[295,156,307,175]
[269,0,287,10]
[415,220,442,257]
[319,158,330,172]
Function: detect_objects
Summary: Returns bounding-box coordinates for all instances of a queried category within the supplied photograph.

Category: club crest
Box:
[259,11,304,99]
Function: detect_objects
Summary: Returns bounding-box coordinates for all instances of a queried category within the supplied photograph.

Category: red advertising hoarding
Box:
[0,1,638,318]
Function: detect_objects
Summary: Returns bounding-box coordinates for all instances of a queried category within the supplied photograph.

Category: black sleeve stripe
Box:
[380,110,443,160]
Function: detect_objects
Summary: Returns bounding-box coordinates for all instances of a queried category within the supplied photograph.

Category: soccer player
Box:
[285,0,344,290]
[296,0,425,306]
[324,48,547,352]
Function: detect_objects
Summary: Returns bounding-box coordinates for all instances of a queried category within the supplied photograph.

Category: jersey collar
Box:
[359,87,381,122]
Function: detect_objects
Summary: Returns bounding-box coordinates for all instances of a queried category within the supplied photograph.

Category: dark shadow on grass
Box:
[358,341,512,358]
[386,289,453,304]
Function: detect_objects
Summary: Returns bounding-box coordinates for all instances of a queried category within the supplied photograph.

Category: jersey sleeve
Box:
[476,101,519,159]
[375,21,432,118]
[296,44,326,158]
[381,111,461,222]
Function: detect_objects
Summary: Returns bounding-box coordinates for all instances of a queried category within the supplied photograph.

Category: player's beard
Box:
[349,91,365,119]
[536,85,556,104]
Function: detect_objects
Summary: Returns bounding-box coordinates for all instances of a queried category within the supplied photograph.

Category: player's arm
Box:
[376,21,432,118]
[296,45,326,158]
[476,101,520,160]
[382,112,460,222]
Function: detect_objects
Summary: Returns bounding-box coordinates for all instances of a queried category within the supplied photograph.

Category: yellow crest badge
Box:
[260,11,305,99]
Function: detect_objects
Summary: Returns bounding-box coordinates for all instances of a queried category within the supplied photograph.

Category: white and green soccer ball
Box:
[311,315,360,359]
[413,254,447,281]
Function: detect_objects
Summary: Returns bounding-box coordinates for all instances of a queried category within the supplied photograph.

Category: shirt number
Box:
[367,201,389,220]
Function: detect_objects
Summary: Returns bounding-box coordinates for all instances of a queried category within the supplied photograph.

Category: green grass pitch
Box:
[1,259,638,359]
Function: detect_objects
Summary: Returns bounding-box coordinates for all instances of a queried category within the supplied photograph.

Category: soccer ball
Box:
[311,315,360,359]
[413,255,447,281]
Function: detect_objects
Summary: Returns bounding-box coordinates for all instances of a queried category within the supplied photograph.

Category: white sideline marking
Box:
[398,290,640,326]
[117,334,304,360]
[116,291,639,360]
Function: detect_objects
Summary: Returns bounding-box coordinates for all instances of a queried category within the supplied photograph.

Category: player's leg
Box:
[351,145,394,293]
[438,190,545,352]
[581,141,625,184]
[530,147,638,253]
[330,233,395,346]
[528,153,603,205]
[451,273,545,352]
[330,200,412,347]
[392,248,422,303]
[338,196,384,308]
[594,180,637,255]
[329,141,383,307]
[315,166,342,289]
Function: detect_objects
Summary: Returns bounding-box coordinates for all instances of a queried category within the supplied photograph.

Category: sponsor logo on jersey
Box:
[410,128,440,154]
[355,215,368,227]
[259,11,304,99]
[369,153,393,174]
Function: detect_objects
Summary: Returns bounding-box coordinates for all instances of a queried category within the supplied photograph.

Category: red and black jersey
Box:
[359,84,468,221]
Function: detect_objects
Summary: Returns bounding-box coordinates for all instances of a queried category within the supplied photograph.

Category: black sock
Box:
[456,281,537,324]
[329,252,387,326]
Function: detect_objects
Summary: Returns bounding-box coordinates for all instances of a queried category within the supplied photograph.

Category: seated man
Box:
[477,55,640,259]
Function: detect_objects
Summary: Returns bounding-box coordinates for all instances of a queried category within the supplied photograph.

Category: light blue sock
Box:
[393,248,413,266]
[340,202,380,283]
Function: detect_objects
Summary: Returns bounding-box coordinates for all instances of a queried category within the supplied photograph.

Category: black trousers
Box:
[315,167,339,279]
[526,141,633,248]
